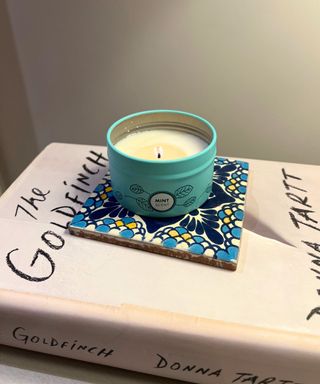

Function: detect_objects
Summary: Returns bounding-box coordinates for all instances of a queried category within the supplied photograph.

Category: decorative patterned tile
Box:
[69,158,249,270]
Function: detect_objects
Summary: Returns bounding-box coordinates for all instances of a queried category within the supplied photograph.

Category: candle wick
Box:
[155,146,163,159]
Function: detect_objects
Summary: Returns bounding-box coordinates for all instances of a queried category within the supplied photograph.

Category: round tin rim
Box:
[106,109,217,164]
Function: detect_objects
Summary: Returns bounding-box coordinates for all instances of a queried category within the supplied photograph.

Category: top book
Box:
[0,143,319,384]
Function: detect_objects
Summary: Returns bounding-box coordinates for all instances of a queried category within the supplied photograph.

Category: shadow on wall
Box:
[0,1,38,190]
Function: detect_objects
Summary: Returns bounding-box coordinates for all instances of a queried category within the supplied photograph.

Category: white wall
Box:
[0,0,38,188]
[2,0,320,185]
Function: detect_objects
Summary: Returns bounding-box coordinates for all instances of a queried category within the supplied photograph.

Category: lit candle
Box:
[115,129,208,160]
[107,110,217,217]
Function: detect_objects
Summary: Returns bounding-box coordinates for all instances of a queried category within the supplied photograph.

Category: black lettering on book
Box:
[308,253,320,269]
[62,150,108,204]
[70,340,78,350]
[302,241,320,320]
[70,183,91,194]
[154,354,221,377]
[232,372,301,384]
[97,348,114,358]
[41,337,58,346]
[307,246,320,274]
[5,228,65,282]
[82,163,99,175]
[258,378,277,384]
[50,205,77,229]
[303,241,320,253]
[183,365,196,372]
[208,369,222,377]
[282,179,306,193]
[86,150,108,168]
[65,191,83,205]
[15,188,50,220]
[63,180,89,195]
[282,169,320,234]
[13,327,29,344]
[51,205,77,218]
[290,207,318,224]
[9,149,107,282]
[41,231,65,250]
[50,338,59,347]
[12,327,114,359]
[232,373,253,383]
[195,367,210,375]
[21,188,50,210]
[289,212,320,232]
[282,169,302,181]
[232,373,297,384]
[6,248,55,282]
[286,193,311,208]
[31,336,40,343]
[309,268,320,279]
[155,354,167,368]
[77,173,90,186]
[14,204,37,220]
[77,344,88,351]
[63,179,91,194]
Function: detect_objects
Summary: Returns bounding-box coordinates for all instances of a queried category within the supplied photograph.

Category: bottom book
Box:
[1,288,319,384]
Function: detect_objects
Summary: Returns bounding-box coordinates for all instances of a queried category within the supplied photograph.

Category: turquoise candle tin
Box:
[106,110,217,217]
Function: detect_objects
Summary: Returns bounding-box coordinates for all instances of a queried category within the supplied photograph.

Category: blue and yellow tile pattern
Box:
[69,157,249,270]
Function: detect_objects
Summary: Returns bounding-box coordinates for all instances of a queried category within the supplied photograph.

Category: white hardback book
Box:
[0,143,319,384]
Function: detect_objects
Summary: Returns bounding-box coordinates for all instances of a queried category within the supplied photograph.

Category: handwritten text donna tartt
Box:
[281,168,320,321]
[11,327,302,384]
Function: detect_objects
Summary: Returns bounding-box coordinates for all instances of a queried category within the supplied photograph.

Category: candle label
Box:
[149,192,176,212]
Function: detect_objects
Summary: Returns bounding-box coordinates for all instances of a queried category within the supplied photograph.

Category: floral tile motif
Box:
[69,157,249,270]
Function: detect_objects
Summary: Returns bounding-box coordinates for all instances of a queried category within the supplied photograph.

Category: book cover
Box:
[0,143,319,384]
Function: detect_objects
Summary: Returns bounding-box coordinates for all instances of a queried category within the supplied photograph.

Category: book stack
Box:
[0,143,319,384]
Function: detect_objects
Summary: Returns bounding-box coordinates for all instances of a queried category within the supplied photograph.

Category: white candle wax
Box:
[115,129,207,160]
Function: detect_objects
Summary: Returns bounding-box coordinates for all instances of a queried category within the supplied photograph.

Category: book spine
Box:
[0,289,318,384]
